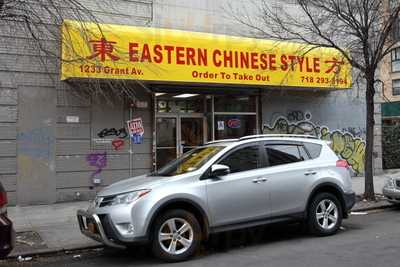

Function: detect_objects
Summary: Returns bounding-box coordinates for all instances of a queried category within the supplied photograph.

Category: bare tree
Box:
[0,0,148,105]
[229,0,400,200]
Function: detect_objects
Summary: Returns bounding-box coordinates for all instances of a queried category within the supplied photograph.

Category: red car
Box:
[0,181,14,258]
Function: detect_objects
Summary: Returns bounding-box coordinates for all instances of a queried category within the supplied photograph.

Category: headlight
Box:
[385,178,395,188]
[110,189,151,206]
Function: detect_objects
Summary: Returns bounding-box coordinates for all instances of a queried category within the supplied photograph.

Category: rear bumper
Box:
[343,192,356,213]
[0,213,15,258]
[77,209,125,249]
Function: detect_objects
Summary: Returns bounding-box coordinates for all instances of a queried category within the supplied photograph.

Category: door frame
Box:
[155,113,207,168]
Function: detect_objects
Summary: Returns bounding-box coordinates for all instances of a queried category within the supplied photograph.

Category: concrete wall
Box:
[55,86,152,203]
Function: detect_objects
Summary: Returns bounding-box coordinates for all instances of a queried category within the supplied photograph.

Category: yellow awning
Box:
[61,20,352,89]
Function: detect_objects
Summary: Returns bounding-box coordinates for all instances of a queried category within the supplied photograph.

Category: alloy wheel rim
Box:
[316,199,338,230]
[158,218,194,255]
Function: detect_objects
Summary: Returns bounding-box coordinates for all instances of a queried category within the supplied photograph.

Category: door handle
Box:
[304,170,317,176]
[252,178,268,183]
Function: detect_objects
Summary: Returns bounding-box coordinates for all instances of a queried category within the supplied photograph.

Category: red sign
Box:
[227,119,241,129]
[86,38,120,61]
[127,118,144,136]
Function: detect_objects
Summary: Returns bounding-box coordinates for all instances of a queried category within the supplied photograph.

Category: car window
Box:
[298,145,310,160]
[219,145,261,173]
[153,146,225,176]
[265,144,306,166]
[303,143,322,159]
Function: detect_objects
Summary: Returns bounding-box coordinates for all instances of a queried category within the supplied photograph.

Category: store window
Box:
[212,95,258,140]
[393,79,400,95]
[156,97,204,113]
[214,115,257,140]
[391,47,400,72]
[214,95,256,112]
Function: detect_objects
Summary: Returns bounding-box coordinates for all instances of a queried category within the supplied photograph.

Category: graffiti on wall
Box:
[95,127,127,151]
[264,111,366,174]
[97,128,128,139]
[86,152,107,178]
[17,128,55,160]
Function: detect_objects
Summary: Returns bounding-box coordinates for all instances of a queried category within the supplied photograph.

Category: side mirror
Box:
[210,164,230,177]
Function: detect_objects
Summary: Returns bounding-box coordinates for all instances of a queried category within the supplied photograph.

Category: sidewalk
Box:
[7,201,100,258]
[5,174,394,258]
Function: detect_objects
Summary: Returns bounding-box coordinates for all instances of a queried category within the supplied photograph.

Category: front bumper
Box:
[77,209,125,249]
[383,187,400,203]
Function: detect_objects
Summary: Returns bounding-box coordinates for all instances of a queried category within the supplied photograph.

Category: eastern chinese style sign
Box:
[61,20,352,89]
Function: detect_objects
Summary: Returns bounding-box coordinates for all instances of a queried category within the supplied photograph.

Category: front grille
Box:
[99,196,115,207]
[396,179,400,188]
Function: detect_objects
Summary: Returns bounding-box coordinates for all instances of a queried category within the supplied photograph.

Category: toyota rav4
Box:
[77,134,356,262]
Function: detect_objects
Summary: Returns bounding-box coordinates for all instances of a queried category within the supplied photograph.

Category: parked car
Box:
[0,181,15,258]
[383,177,400,204]
[77,134,356,262]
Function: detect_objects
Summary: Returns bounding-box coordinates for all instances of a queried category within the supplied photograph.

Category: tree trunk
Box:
[364,76,375,200]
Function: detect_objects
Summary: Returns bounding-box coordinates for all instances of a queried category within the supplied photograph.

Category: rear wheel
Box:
[307,192,343,236]
[151,209,201,262]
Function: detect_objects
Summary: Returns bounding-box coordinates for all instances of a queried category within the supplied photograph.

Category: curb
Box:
[351,203,395,212]
[6,243,104,260]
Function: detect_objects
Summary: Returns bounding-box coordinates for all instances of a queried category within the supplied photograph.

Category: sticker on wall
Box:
[92,138,113,144]
[227,119,241,129]
[217,121,225,131]
[127,117,144,144]
[112,139,125,150]
[66,116,79,123]
[134,100,148,109]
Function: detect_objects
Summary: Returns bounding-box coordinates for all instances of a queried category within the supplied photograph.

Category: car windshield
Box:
[152,146,225,177]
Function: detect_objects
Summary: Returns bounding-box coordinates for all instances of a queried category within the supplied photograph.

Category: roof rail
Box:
[239,134,319,141]
[205,139,238,145]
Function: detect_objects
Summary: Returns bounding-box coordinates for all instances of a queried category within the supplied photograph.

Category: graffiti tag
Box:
[17,128,55,160]
[112,139,125,150]
[97,128,127,139]
[86,152,107,178]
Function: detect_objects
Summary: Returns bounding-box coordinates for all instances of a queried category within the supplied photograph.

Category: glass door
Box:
[180,117,205,154]
[156,117,177,168]
[156,115,205,169]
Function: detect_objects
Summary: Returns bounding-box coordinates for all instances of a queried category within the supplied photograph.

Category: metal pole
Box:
[129,103,133,177]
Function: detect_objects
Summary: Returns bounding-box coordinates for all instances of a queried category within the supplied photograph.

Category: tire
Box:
[307,192,343,236]
[151,209,202,262]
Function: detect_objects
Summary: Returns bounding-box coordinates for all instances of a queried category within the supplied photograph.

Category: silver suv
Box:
[77,135,356,262]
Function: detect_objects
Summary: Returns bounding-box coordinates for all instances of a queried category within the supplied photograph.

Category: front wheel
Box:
[151,209,201,262]
[307,192,343,236]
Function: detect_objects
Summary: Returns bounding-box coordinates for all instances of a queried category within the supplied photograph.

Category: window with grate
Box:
[393,79,400,95]
[391,47,400,72]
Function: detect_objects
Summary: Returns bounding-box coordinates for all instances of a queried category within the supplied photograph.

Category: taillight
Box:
[0,191,8,208]
[336,159,349,169]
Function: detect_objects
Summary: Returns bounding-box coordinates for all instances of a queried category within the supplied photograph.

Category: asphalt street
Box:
[3,207,400,267]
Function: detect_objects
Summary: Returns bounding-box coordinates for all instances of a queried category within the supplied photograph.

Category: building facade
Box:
[380,42,400,170]
[0,0,376,206]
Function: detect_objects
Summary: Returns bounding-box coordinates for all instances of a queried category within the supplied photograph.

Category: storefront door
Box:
[156,115,205,168]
